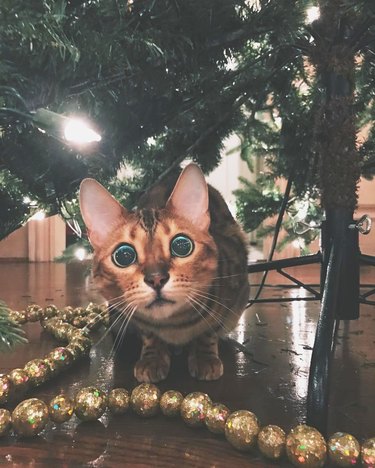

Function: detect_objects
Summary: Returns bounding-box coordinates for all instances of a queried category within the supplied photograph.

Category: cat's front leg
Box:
[188,332,223,380]
[134,333,171,383]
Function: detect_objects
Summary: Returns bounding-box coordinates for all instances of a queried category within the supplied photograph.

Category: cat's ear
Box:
[79,178,127,249]
[167,163,210,230]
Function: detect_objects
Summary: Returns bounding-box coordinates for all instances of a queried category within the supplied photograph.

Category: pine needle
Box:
[0,300,28,352]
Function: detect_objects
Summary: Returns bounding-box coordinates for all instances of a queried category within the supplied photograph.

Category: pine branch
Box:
[0,300,28,352]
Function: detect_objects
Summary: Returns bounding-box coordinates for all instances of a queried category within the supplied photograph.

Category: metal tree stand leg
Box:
[306,208,359,435]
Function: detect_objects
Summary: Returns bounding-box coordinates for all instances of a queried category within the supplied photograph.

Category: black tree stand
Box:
[248,206,373,437]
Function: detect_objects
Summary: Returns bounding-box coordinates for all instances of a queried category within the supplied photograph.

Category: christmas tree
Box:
[1,0,375,245]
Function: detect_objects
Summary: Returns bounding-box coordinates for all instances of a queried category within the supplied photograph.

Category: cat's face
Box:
[79,164,218,320]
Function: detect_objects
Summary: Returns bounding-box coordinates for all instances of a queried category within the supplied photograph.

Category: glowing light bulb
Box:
[64,119,101,144]
[305,6,320,24]
[74,248,87,261]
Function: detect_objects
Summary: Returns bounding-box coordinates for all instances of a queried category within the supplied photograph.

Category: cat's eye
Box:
[112,243,137,268]
[170,235,194,258]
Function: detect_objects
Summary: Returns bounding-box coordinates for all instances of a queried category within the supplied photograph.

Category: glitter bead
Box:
[26,304,43,322]
[205,403,231,434]
[85,312,102,331]
[74,387,107,421]
[9,310,27,324]
[24,359,50,386]
[0,374,12,404]
[69,336,92,355]
[47,347,74,371]
[66,327,86,341]
[49,394,74,423]
[180,392,212,427]
[130,383,161,417]
[286,425,327,467]
[224,410,260,451]
[7,368,29,394]
[0,409,11,437]
[65,344,83,360]
[12,398,49,437]
[160,390,184,417]
[43,318,63,333]
[72,316,87,328]
[327,432,360,467]
[361,438,375,468]
[52,322,75,341]
[108,388,130,414]
[44,305,58,318]
[60,307,75,322]
[258,425,286,460]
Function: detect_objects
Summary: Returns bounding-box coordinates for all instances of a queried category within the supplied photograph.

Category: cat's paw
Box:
[188,354,224,381]
[134,356,170,383]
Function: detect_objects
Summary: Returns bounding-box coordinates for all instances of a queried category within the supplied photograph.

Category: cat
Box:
[79,163,249,382]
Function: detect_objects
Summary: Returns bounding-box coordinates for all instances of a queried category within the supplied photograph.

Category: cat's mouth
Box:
[146,295,176,309]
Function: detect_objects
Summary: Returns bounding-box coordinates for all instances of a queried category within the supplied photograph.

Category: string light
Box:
[305,6,320,24]
[64,119,101,144]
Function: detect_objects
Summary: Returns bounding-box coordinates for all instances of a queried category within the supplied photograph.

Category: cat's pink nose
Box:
[144,272,170,290]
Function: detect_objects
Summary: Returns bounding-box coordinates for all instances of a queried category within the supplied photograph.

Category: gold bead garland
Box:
[0,303,374,467]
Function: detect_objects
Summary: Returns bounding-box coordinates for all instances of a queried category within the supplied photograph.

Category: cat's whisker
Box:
[202,273,244,280]
[188,294,231,335]
[189,286,230,301]
[109,304,137,359]
[94,300,135,348]
[188,294,233,335]
[109,310,132,359]
[187,295,219,335]
[189,288,239,320]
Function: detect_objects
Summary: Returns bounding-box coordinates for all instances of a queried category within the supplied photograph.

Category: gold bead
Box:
[258,425,286,460]
[7,368,29,394]
[74,307,87,317]
[361,438,375,468]
[0,409,11,437]
[44,304,58,318]
[72,316,87,328]
[66,327,86,341]
[108,388,130,414]
[74,387,107,421]
[65,344,83,360]
[0,374,12,404]
[60,307,75,322]
[286,425,327,467]
[205,403,231,434]
[26,304,43,322]
[85,312,102,331]
[180,392,212,427]
[47,347,74,371]
[24,359,50,386]
[69,336,92,355]
[130,383,161,417]
[52,322,75,341]
[327,432,360,467]
[49,394,74,423]
[12,398,49,437]
[160,390,184,417]
[41,317,62,331]
[224,410,260,451]
[9,310,27,324]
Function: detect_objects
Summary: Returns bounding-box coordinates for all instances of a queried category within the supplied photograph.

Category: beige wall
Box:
[0,215,66,262]
[0,226,28,260]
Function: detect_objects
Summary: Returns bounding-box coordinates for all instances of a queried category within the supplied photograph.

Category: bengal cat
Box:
[79,163,249,382]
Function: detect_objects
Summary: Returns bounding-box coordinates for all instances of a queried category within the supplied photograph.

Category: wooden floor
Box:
[0,261,374,467]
